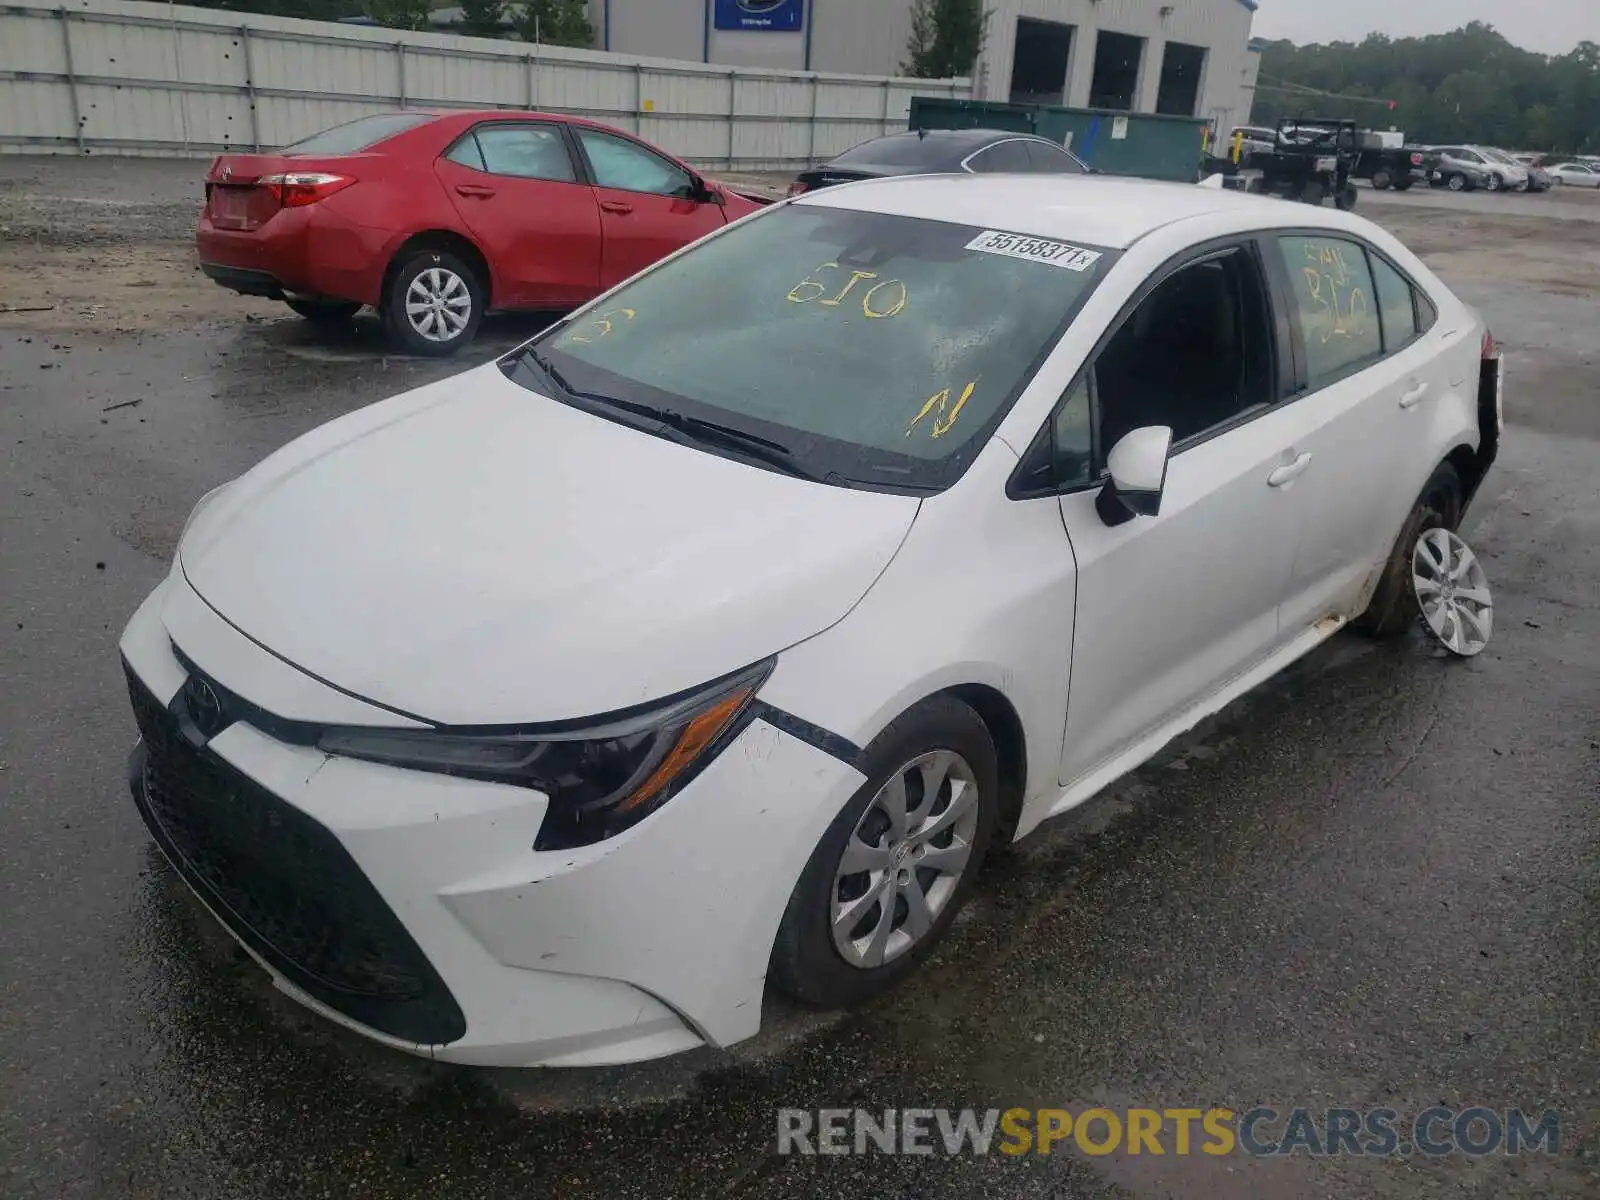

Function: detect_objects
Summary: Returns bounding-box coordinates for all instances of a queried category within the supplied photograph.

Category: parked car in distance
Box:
[125,174,1504,1067]
[1481,147,1548,191]
[788,128,1091,196]
[197,110,766,355]
[1548,161,1600,188]
[1427,146,1518,193]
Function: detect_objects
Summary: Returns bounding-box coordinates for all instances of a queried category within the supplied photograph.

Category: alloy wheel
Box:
[1412,527,1493,656]
[405,267,472,343]
[830,749,980,969]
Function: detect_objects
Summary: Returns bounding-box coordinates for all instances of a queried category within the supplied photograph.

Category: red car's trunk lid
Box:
[205,154,293,231]
[204,153,357,231]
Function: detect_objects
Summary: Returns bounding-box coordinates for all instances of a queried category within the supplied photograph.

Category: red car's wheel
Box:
[382,249,484,357]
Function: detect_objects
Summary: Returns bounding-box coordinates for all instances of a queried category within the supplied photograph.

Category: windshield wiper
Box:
[564,392,828,483]
[507,352,827,483]
[518,346,584,398]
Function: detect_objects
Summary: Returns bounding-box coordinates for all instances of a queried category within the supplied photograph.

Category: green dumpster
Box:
[909,96,1208,183]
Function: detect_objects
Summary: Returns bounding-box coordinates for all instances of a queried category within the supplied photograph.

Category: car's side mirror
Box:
[691,175,724,205]
[1095,426,1173,526]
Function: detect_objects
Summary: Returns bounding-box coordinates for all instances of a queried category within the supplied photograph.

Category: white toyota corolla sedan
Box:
[121,174,1503,1067]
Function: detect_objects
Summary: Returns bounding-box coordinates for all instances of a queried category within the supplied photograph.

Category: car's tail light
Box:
[787,180,809,197]
[1411,152,1424,166]
[1481,329,1497,359]
[257,172,355,208]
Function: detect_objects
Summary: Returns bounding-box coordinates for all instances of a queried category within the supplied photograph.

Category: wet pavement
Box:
[3,249,1600,1197]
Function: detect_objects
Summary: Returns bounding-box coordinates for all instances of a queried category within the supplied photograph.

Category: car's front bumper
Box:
[119,569,867,1067]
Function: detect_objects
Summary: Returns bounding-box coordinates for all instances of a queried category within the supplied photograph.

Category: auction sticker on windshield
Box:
[964,230,1103,272]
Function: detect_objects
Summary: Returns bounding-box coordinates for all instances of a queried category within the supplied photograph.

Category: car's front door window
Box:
[1093,247,1275,460]
[576,128,694,197]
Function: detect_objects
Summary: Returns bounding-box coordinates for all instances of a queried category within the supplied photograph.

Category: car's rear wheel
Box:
[770,695,998,1009]
[382,250,484,356]
[1336,183,1358,210]
[1448,172,1468,192]
[1356,461,1464,638]
[285,298,362,325]
[1371,168,1393,191]
[1393,179,1414,192]
[1301,180,1325,206]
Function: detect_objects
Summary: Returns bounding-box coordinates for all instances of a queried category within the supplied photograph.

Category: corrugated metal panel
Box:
[0,0,966,165]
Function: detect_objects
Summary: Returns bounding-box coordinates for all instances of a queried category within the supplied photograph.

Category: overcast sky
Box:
[1251,0,1595,55]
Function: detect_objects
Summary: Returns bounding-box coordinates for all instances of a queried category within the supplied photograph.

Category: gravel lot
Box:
[2,155,1598,1200]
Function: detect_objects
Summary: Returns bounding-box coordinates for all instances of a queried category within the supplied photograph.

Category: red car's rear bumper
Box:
[197,205,393,307]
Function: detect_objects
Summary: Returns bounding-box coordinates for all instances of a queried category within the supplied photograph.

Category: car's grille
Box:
[125,663,466,1045]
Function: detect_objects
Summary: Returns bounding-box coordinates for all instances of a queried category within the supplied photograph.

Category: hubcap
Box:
[1412,527,1493,656]
[830,749,980,969]
[404,267,471,342]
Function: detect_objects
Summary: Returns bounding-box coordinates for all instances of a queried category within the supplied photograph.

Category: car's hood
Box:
[179,365,920,725]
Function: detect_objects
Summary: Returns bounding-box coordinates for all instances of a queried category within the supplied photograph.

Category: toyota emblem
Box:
[220,165,233,181]
[183,675,227,739]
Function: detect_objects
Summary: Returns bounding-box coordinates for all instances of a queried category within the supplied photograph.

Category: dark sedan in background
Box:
[788,128,1092,196]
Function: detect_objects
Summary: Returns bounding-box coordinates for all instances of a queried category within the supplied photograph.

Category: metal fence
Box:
[0,0,968,167]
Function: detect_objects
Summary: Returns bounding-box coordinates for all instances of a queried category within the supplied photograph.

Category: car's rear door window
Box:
[1276,235,1383,388]
[967,140,1033,173]
[1370,254,1420,352]
[471,125,578,182]
[1023,140,1087,174]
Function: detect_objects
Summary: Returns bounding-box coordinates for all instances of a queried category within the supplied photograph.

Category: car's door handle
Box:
[1267,452,1313,488]
[599,200,634,215]
[1399,382,1430,409]
[454,184,495,199]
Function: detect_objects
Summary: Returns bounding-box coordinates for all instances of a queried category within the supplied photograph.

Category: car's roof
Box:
[792,173,1306,250]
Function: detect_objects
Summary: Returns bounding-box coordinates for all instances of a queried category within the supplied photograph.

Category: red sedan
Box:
[198,110,766,355]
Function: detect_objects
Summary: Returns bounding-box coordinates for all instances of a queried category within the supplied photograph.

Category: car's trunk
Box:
[203,153,360,231]
[787,166,888,196]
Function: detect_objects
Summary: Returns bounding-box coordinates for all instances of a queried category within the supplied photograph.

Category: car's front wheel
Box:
[382,250,484,356]
[1487,173,1504,192]
[770,695,998,1009]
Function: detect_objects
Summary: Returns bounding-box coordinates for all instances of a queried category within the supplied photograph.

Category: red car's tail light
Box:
[787,180,809,196]
[257,172,355,208]
[1482,330,1497,359]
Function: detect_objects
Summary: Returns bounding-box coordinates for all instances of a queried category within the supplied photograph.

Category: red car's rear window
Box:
[281,112,436,156]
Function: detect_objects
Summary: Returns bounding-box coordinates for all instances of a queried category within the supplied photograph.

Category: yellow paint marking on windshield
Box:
[863,278,908,319]
[818,269,877,306]
[786,262,840,304]
[905,379,978,439]
[567,307,637,345]
[787,261,908,319]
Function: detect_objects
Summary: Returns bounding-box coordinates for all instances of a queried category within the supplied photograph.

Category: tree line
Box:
[1251,23,1600,155]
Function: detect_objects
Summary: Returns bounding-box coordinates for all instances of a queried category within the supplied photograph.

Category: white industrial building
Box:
[576,0,1261,137]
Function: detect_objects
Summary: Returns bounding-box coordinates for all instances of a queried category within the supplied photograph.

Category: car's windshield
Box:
[513,205,1112,492]
[1481,148,1516,164]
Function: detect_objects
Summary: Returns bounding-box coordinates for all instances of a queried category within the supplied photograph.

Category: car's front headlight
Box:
[317,659,773,849]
